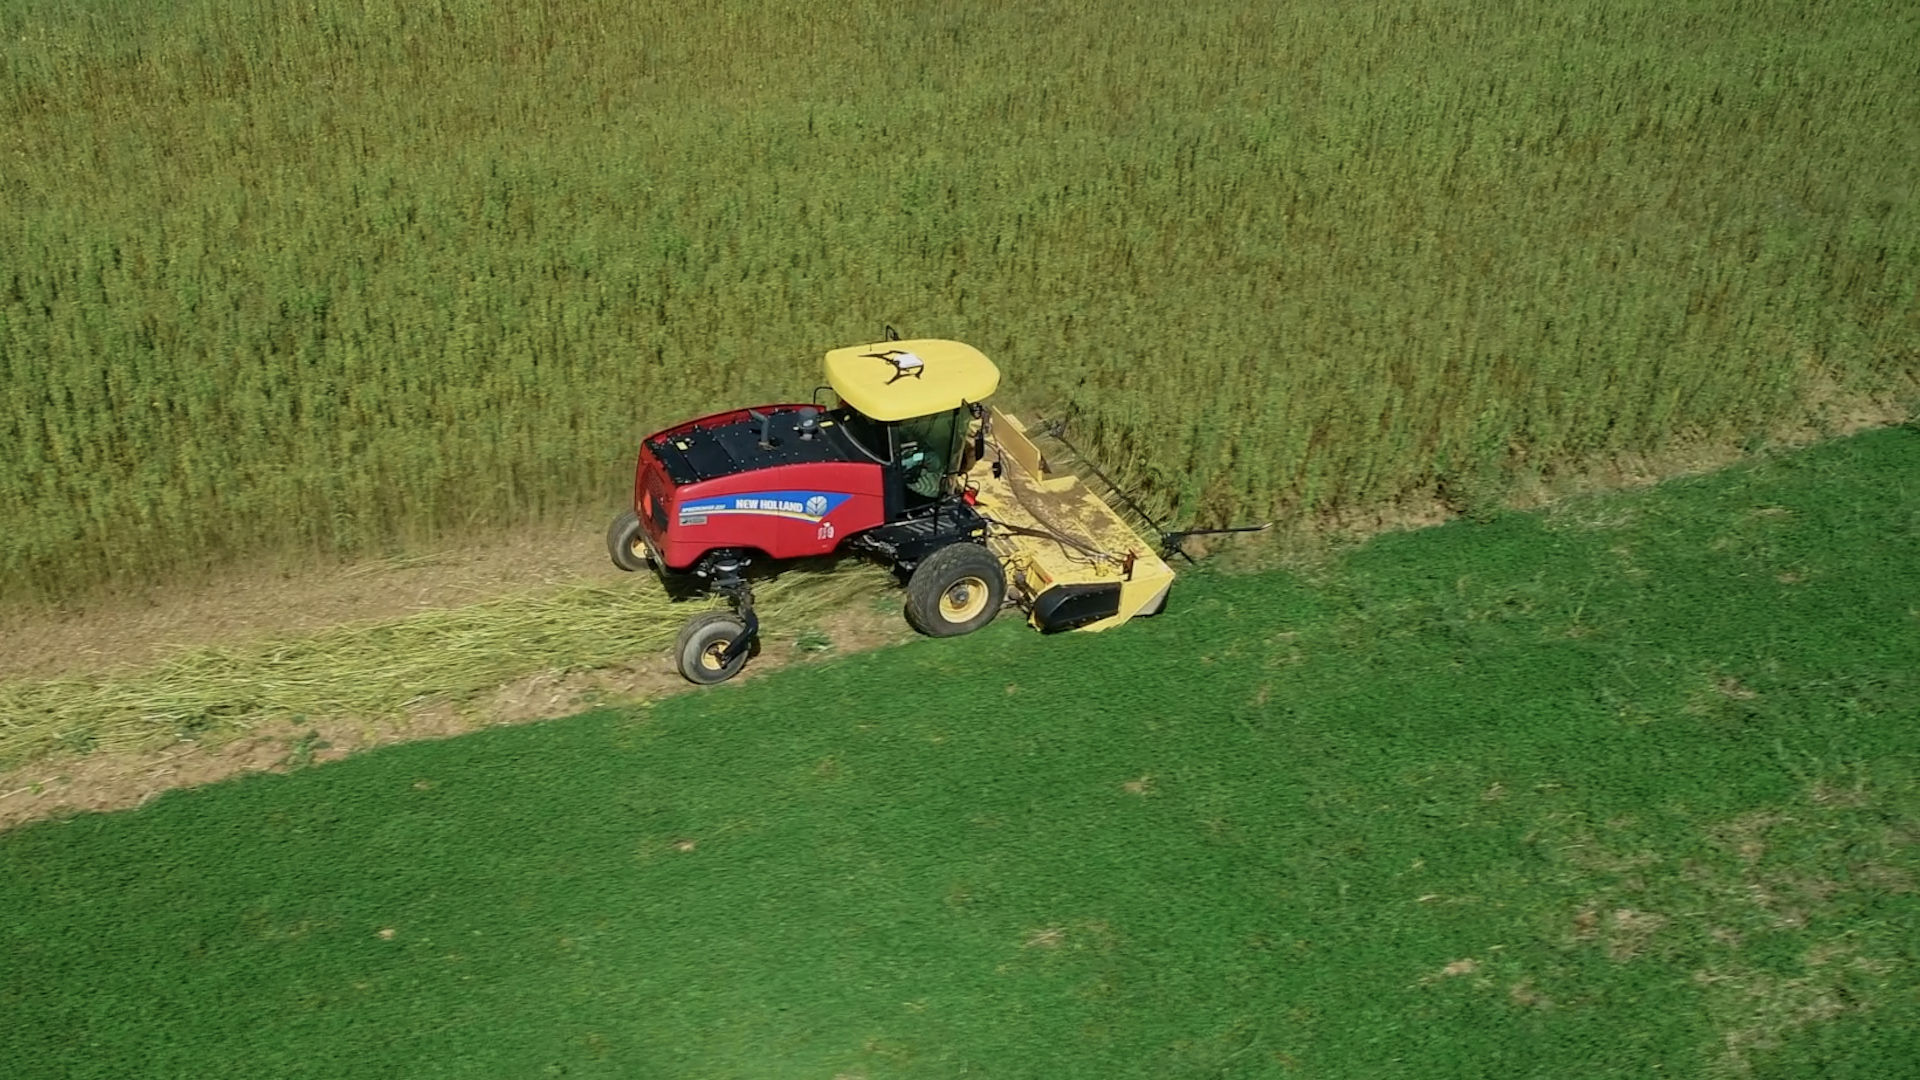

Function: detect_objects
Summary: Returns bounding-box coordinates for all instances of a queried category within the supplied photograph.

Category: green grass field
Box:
[4,425,1913,1078]
[4,0,1916,603]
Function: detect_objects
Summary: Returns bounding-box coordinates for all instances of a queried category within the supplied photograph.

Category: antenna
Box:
[861,349,925,384]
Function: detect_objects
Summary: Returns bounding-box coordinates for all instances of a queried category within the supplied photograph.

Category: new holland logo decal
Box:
[678,490,851,526]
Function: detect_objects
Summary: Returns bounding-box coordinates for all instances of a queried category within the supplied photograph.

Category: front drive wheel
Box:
[675,611,753,685]
[607,509,651,573]
[905,543,1006,638]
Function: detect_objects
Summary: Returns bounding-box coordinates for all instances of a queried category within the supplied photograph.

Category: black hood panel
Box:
[648,409,863,485]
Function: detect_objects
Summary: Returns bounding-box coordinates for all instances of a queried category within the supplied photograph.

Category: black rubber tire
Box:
[904,542,1006,638]
[607,509,651,573]
[675,611,752,685]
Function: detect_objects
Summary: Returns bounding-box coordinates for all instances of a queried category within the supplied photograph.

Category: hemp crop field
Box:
[2,425,1913,1078]
[3,0,1916,604]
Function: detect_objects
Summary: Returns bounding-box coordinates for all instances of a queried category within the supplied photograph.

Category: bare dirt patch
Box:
[1697,965,1856,1078]
[1507,978,1552,1010]
[1605,908,1671,961]
[1684,671,1766,718]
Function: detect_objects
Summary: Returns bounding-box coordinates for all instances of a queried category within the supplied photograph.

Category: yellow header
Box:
[822,338,1001,422]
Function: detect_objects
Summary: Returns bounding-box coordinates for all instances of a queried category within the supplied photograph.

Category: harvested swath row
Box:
[0,564,890,768]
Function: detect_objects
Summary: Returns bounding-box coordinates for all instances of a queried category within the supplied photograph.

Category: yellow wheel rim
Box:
[940,576,990,622]
[629,536,648,560]
[700,640,734,671]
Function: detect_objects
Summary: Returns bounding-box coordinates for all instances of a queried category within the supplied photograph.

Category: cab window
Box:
[832,406,891,463]
[893,408,964,500]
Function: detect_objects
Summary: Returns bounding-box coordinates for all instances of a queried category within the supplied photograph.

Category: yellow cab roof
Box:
[822,338,1000,422]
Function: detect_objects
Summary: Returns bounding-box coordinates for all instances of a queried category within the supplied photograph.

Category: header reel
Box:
[1034,419,1272,564]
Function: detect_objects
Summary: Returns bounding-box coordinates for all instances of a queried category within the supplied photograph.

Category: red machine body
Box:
[610,336,1161,687]
[630,403,890,571]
